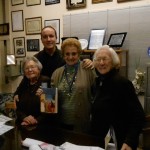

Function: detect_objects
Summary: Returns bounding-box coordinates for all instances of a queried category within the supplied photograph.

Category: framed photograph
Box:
[0,23,9,35]
[88,29,106,50]
[45,0,60,5]
[27,39,40,51]
[25,17,42,35]
[13,37,26,58]
[11,10,24,32]
[107,32,127,48]
[92,0,112,3]
[6,54,16,65]
[26,0,41,6]
[11,0,24,6]
[45,19,60,44]
[66,0,86,9]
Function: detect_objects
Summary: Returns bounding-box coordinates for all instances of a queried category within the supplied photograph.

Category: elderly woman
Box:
[14,56,44,126]
[51,38,95,133]
[91,45,145,150]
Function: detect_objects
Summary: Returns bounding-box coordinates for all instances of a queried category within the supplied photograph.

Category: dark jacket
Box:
[15,76,42,124]
[34,47,65,80]
[91,69,145,150]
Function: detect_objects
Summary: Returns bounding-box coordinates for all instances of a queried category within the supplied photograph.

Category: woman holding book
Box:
[14,56,45,126]
[51,38,95,133]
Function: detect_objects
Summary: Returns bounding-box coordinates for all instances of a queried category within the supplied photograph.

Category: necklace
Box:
[63,62,79,96]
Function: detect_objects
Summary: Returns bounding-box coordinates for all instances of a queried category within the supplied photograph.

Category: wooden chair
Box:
[5,101,16,117]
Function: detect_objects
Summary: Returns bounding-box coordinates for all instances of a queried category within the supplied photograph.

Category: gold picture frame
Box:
[66,0,86,9]
[11,0,24,6]
[92,0,112,3]
[25,17,42,35]
[26,0,41,6]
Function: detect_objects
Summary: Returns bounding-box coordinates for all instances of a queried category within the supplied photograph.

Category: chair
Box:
[5,101,16,117]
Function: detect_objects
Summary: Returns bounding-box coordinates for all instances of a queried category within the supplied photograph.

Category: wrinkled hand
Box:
[14,95,19,102]
[36,87,43,96]
[82,59,94,69]
[21,115,38,126]
[121,143,132,150]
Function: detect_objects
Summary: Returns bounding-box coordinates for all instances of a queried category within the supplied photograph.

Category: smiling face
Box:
[94,49,113,75]
[63,45,80,66]
[41,27,57,52]
[24,60,40,81]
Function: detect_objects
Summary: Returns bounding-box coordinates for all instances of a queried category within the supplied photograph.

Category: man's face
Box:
[94,49,113,75]
[41,27,57,50]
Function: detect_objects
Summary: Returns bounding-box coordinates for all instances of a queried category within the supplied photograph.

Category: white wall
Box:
[0,0,150,93]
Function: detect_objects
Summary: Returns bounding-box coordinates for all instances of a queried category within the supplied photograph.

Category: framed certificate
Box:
[11,10,24,32]
[25,17,42,35]
[88,29,105,50]
[107,32,127,47]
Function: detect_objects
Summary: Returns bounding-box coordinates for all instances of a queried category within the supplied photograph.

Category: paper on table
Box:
[60,142,104,150]
[22,138,56,149]
[0,114,12,123]
[0,124,14,135]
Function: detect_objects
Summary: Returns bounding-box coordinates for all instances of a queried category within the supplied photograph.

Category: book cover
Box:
[40,88,58,113]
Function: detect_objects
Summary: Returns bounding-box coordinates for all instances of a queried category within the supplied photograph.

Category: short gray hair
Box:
[22,56,43,73]
[93,45,120,69]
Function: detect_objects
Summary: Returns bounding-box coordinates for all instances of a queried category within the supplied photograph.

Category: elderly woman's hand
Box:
[36,87,43,97]
[14,95,19,102]
[21,115,38,126]
[82,59,94,69]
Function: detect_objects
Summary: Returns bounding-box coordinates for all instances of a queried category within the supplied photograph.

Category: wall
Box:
[0,0,150,93]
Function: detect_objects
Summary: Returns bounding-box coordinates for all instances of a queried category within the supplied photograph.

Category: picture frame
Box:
[11,10,24,32]
[25,17,42,35]
[11,0,24,6]
[45,0,60,5]
[44,19,60,44]
[66,0,86,9]
[0,23,9,36]
[26,0,41,6]
[6,54,16,65]
[107,32,127,48]
[27,39,40,52]
[13,37,26,58]
[92,0,112,3]
[88,29,106,50]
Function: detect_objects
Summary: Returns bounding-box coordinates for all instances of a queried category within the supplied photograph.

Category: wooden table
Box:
[0,120,101,150]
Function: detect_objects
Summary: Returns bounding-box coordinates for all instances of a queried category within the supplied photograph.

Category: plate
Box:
[79,39,88,50]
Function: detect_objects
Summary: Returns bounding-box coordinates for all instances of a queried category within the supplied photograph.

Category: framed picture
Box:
[25,17,42,35]
[27,39,40,51]
[66,0,86,9]
[107,32,127,48]
[11,10,24,32]
[92,0,112,3]
[45,19,60,44]
[11,0,24,6]
[13,37,26,58]
[45,0,60,5]
[26,0,41,6]
[88,29,106,50]
[0,23,9,35]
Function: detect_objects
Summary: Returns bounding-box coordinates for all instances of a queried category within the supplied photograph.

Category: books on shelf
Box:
[40,88,58,113]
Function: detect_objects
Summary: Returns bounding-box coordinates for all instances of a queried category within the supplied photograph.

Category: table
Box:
[0,120,101,150]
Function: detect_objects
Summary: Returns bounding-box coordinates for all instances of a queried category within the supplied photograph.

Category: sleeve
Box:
[122,80,145,148]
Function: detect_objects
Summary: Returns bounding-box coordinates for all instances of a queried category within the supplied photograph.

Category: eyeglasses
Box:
[64,52,78,57]
[24,65,37,71]
[94,57,110,62]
